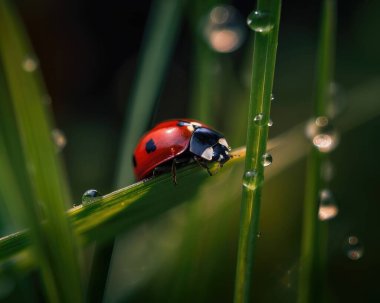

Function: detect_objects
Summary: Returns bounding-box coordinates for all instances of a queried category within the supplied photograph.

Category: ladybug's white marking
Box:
[218,138,231,150]
[201,147,214,161]
[218,154,225,161]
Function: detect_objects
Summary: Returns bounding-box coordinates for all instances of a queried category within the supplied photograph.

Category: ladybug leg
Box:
[194,157,212,176]
[171,159,178,185]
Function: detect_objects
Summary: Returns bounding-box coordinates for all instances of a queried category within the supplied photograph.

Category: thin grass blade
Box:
[0,1,83,301]
[233,1,282,302]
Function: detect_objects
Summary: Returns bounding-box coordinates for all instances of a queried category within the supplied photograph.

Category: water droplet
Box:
[247,10,274,33]
[318,189,338,221]
[321,160,334,182]
[82,189,101,205]
[270,93,275,101]
[242,170,257,190]
[253,113,264,125]
[22,56,38,72]
[328,82,347,118]
[267,119,273,127]
[257,232,262,238]
[261,153,272,167]
[203,5,246,53]
[305,116,339,153]
[345,235,364,260]
[52,129,67,151]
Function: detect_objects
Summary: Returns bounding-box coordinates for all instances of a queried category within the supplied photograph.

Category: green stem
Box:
[298,0,336,302]
[87,0,184,301]
[116,0,184,186]
[233,1,281,303]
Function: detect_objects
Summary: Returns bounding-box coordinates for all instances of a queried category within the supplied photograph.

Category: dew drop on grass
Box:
[243,170,257,190]
[305,116,339,153]
[22,55,38,72]
[261,153,272,167]
[328,82,347,118]
[52,129,67,151]
[253,113,264,125]
[247,10,274,33]
[345,235,364,260]
[318,189,338,221]
[82,189,100,205]
[268,119,273,127]
[203,5,246,53]
[321,159,334,182]
[270,93,275,101]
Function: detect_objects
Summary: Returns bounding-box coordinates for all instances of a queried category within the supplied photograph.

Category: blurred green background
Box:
[1,0,380,302]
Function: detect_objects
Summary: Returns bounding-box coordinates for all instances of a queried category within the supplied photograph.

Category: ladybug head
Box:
[189,128,231,164]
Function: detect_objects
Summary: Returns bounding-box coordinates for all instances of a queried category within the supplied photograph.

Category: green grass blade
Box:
[0,1,82,302]
[297,0,336,302]
[86,0,185,300]
[233,1,282,302]
[116,0,184,187]
[0,148,243,262]
[1,75,379,265]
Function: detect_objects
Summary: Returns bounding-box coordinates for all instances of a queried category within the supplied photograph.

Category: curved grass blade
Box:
[0,1,82,302]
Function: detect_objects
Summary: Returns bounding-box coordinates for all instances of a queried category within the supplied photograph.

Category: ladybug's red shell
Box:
[133,119,209,180]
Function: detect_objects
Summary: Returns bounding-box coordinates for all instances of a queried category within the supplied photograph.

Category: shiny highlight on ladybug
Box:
[133,119,231,183]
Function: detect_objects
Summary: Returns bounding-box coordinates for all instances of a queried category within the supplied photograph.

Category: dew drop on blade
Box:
[203,5,246,53]
[318,189,338,221]
[247,10,274,33]
[261,153,272,167]
[82,189,100,205]
[22,55,38,72]
[52,129,67,151]
[305,116,339,153]
[328,82,347,118]
[253,113,264,125]
[344,235,364,260]
[242,170,257,190]
[321,159,334,182]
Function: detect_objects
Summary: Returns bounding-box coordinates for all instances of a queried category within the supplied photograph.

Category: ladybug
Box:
[133,119,231,183]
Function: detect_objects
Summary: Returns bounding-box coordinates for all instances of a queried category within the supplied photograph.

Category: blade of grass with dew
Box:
[86,0,185,301]
[297,0,336,302]
[0,1,83,302]
[233,1,282,302]
[2,74,380,266]
[0,148,244,262]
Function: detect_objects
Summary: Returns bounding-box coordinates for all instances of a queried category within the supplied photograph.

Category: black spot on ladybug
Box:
[132,155,137,167]
[145,139,157,153]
